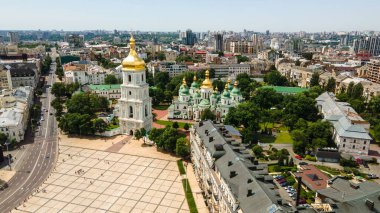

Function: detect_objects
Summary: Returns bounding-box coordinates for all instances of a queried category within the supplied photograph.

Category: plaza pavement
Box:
[12,145,190,213]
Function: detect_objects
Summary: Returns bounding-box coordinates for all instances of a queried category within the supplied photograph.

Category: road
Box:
[0,62,58,213]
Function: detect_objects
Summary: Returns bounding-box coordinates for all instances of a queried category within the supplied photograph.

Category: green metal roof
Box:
[88,84,121,91]
[262,86,308,94]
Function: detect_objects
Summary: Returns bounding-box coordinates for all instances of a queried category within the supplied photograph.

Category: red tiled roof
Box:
[294,165,329,191]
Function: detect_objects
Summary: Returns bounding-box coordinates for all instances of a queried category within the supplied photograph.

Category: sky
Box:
[1,0,380,32]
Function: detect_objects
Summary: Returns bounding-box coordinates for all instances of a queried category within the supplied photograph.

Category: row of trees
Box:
[41,54,52,74]
[55,57,64,80]
[148,126,189,157]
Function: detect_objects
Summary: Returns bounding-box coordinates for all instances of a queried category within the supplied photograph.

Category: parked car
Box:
[280,182,288,187]
[295,155,302,160]
[368,174,379,179]
[299,161,308,165]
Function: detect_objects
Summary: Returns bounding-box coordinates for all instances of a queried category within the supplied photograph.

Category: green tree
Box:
[154,72,170,90]
[92,118,107,133]
[302,52,314,60]
[0,133,7,145]
[224,102,260,131]
[291,129,308,154]
[368,96,380,115]
[200,108,216,121]
[252,145,263,157]
[140,128,147,137]
[295,60,301,66]
[134,129,142,140]
[349,99,366,113]
[346,81,355,98]
[252,88,283,109]
[264,70,288,86]
[51,97,64,118]
[373,124,380,142]
[157,52,166,61]
[104,75,118,84]
[183,123,190,131]
[176,137,189,157]
[51,82,67,97]
[325,77,336,92]
[66,93,108,115]
[172,122,179,129]
[352,83,364,99]
[310,72,320,87]
[148,128,164,142]
[236,55,249,63]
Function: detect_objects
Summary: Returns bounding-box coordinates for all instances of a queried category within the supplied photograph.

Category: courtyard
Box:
[12,145,190,213]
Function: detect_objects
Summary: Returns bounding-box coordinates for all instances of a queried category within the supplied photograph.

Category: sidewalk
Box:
[186,162,209,213]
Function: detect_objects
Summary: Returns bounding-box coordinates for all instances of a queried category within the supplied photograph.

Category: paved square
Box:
[14,146,189,213]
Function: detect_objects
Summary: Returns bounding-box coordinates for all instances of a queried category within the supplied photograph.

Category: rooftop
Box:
[87,84,121,91]
[262,86,309,94]
[294,165,329,191]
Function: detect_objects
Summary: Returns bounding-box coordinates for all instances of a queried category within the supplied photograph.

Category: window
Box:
[343,144,345,148]
[364,141,367,144]
[142,74,144,82]
[353,140,356,143]
[129,91,132,95]
[145,105,148,117]
[128,75,132,82]
[363,146,366,150]
[129,106,133,118]
[353,145,355,149]
[343,138,346,142]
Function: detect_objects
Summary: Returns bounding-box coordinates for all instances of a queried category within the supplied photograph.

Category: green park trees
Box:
[264,70,288,86]
[310,72,320,87]
[200,108,215,121]
[104,75,119,84]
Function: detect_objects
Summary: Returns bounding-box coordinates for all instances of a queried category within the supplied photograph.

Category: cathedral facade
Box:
[168,70,243,122]
[118,36,152,135]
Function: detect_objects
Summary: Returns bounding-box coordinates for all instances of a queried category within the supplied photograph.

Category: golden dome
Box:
[227,78,231,84]
[193,74,197,81]
[201,70,213,89]
[182,77,187,85]
[234,80,238,87]
[122,35,145,72]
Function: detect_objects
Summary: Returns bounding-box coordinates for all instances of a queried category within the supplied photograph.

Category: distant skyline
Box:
[1,0,380,32]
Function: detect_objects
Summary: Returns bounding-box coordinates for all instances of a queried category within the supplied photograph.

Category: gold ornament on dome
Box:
[201,70,213,89]
[122,34,145,72]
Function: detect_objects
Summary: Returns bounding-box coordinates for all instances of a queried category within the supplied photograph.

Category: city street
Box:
[0,62,58,213]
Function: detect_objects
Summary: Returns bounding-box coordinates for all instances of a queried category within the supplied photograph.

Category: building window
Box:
[353,145,355,149]
[343,144,345,148]
[353,140,356,143]
[364,141,367,144]
[343,138,346,142]
[128,75,132,82]
[142,74,144,82]
[145,105,148,117]
[129,91,132,95]
[363,146,366,150]
[129,106,133,118]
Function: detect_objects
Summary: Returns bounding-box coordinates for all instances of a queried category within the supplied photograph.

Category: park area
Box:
[257,123,293,144]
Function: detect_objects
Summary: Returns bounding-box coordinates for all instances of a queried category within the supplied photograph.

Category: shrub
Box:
[305,155,317,162]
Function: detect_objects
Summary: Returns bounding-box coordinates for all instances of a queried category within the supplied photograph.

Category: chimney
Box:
[247,179,253,183]
[366,199,374,210]
[247,189,254,197]
[209,136,213,142]
[230,171,237,178]
[228,161,233,166]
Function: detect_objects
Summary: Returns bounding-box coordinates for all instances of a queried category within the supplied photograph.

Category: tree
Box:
[352,83,364,99]
[252,145,263,157]
[104,75,118,84]
[374,124,380,142]
[140,128,147,137]
[252,88,283,109]
[349,99,366,113]
[346,81,355,98]
[224,102,260,131]
[51,82,67,97]
[283,94,319,122]
[156,127,179,152]
[92,118,107,133]
[134,129,142,140]
[325,77,336,93]
[302,52,314,60]
[201,108,215,121]
[51,98,64,118]
[148,128,164,142]
[212,79,226,92]
[183,123,190,131]
[157,52,166,61]
[176,138,189,157]
[264,70,288,86]
[295,60,301,66]
[172,122,179,129]
[154,72,170,90]
[291,129,308,154]
[310,72,320,87]
[66,93,108,115]
[368,96,380,115]
[0,133,7,145]
[236,55,249,63]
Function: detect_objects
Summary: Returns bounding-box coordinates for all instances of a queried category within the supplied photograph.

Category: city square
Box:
[12,145,189,213]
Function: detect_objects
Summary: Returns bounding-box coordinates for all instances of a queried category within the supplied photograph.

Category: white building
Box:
[63,61,109,85]
[5,63,39,88]
[118,36,152,135]
[316,92,371,155]
[86,84,121,100]
[158,62,188,77]
[0,86,33,142]
[209,64,250,78]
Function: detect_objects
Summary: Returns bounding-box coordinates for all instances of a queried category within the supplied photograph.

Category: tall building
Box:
[353,36,380,56]
[118,36,152,135]
[8,32,19,44]
[215,33,223,51]
[251,33,258,46]
[367,59,380,83]
[185,29,196,46]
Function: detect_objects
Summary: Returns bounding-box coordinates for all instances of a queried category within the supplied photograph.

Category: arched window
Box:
[145,105,148,117]
[129,106,133,118]
[129,91,132,95]
[142,74,144,82]
[128,75,132,82]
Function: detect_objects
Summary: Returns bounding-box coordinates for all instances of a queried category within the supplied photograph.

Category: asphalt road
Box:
[0,62,58,213]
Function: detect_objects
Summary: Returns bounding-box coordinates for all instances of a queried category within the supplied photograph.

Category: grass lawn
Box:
[177,160,186,175]
[260,123,288,131]
[176,160,198,213]
[153,105,170,110]
[257,131,293,144]
[155,120,192,129]
[315,165,342,176]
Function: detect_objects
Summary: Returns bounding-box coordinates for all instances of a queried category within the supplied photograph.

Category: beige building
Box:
[367,59,380,84]
[0,64,13,89]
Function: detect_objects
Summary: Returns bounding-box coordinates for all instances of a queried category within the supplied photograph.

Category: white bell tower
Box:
[118,35,152,135]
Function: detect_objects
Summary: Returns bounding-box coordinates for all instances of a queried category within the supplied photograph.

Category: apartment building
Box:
[157,62,188,77]
[190,121,289,213]
[0,64,12,89]
[64,61,109,85]
[209,64,250,78]
[86,84,121,100]
[316,92,371,155]
[367,59,380,84]
[0,86,33,142]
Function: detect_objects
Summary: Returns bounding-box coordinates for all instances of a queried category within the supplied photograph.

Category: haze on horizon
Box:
[1,0,380,32]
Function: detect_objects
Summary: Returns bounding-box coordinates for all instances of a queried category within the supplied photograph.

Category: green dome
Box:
[222,89,230,98]
[230,87,241,96]
[191,81,200,88]
[179,84,189,95]
[193,91,201,98]
[228,84,233,91]
[199,99,210,106]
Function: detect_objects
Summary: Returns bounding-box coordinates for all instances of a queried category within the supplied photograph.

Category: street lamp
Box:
[5,141,11,171]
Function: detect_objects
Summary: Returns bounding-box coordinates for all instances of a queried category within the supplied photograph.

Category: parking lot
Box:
[13,146,189,213]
